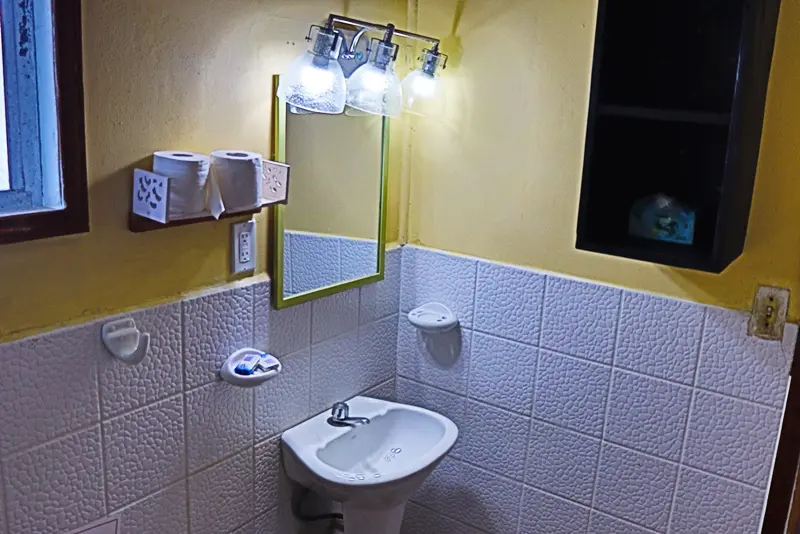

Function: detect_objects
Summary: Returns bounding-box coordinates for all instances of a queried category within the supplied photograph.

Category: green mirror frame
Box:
[269,75,391,310]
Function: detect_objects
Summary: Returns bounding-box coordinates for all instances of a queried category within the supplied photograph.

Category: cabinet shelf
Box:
[597,105,731,126]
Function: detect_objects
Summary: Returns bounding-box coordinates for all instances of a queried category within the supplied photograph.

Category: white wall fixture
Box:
[407,303,458,333]
[279,14,448,118]
[101,318,150,365]
[219,348,283,387]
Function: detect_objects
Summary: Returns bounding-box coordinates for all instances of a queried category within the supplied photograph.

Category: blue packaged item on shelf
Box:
[629,194,695,245]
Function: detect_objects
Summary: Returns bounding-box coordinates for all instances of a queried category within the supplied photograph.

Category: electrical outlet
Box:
[232,219,256,274]
[748,286,789,341]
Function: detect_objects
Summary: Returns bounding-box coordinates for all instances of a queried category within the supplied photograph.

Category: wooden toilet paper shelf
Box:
[129,203,274,233]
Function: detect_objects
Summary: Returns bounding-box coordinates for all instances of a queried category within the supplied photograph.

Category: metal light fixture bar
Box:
[325,14,441,55]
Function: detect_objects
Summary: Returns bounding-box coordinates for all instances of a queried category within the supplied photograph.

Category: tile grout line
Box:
[666,307,709,533]
[180,300,192,534]
[95,354,111,517]
[521,273,548,533]
[587,290,624,531]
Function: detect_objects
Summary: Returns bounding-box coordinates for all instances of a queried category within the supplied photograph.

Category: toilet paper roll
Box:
[211,150,264,213]
[153,151,211,220]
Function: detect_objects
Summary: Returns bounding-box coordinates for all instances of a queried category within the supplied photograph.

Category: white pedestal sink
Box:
[281,396,458,534]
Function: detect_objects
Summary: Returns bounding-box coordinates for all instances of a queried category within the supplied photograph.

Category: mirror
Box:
[270,76,389,309]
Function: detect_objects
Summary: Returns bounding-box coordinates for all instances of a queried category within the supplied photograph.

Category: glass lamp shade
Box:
[346,61,403,118]
[401,70,444,116]
[278,52,347,114]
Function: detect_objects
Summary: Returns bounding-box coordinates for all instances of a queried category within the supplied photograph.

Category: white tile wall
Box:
[285,231,382,297]
[0,278,397,534]
[0,244,792,534]
[397,245,794,534]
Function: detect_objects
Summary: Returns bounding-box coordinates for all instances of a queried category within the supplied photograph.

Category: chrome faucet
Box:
[328,402,371,427]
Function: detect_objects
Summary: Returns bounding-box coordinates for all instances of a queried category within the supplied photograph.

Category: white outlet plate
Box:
[232,219,256,274]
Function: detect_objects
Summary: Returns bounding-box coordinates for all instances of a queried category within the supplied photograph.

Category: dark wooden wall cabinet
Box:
[577,0,782,272]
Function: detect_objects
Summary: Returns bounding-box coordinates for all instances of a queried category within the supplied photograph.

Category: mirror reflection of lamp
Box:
[278,15,448,119]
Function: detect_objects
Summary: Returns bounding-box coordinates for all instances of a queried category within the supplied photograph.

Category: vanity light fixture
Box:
[278,14,448,118]
[277,26,347,114]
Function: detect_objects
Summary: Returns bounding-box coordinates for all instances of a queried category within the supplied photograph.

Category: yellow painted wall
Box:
[284,112,383,240]
[0,0,405,341]
[409,0,800,319]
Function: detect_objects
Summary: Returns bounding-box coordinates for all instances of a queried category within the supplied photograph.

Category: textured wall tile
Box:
[396,379,467,456]
[0,323,100,455]
[186,382,253,473]
[357,314,399,386]
[236,507,292,534]
[283,234,293,296]
[99,303,182,418]
[525,420,600,505]
[189,449,254,534]
[340,238,379,281]
[267,301,311,356]
[364,379,396,402]
[253,281,270,351]
[589,512,657,534]
[104,396,185,510]
[697,308,795,407]
[311,289,359,344]
[308,317,396,413]
[518,487,591,534]
[291,233,341,294]
[400,246,477,328]
[670,468,764,534]
[469,333,537,414]
[534,351,611,437]
[413,457,522,533]
[605,371,692,461]
[4,427,104,534]
[118,482,188,534]
[615,292,704,384]
[474,261,545,346]
[541,276,621,364]
[401,502,486,534]
[183,286,254,389]
[309,331,361,412]
[594,444,678,531]
[397,320,472,395]
[361,247,402,325]
[255,436,284,512]
[255,348,310,441]
[460,401,530,480]
[684,390,781,487]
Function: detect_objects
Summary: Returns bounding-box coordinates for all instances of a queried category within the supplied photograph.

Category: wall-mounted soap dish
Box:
[220,348,282,387]
[408,303,459,333]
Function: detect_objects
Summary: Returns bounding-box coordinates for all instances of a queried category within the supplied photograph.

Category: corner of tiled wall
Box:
[396,244,795,534]
[0,247,402,534]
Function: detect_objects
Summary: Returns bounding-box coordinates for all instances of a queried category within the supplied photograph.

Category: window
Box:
[0,0,87,244]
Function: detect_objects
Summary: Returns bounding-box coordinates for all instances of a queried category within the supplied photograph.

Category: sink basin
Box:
[281,396,458,534]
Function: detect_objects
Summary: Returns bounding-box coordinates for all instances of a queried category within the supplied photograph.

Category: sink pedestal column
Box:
[343,501,407,534]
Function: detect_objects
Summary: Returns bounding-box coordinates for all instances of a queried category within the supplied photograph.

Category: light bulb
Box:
[346,40,403,118]
[277,27,346,114]
[401,48,447,116]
